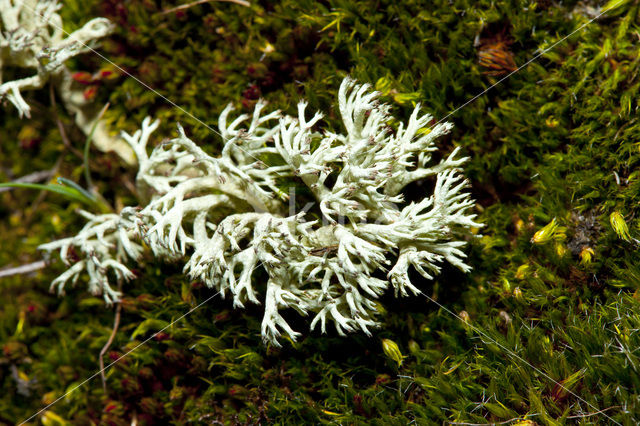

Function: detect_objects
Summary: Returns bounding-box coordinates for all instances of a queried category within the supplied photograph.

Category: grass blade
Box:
[0,182,97,205]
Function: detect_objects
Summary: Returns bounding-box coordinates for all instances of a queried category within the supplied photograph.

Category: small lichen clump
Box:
[39,78,480,345]
[0,0,135,163]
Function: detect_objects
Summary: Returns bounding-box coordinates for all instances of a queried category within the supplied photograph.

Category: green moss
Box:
[3,0,640,423]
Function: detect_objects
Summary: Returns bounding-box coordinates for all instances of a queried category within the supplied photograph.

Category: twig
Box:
[84,102,110,193]
[566,406,621,419]
[50,83,84,161]
[161,0,250,15]
[120,175,139,200]
[99,279,123,393]
[0,261,47,279]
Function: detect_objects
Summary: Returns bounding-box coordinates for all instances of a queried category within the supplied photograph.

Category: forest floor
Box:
[2,0,640,424]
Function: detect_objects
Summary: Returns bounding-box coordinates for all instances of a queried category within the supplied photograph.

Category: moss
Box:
[3,0,640,423]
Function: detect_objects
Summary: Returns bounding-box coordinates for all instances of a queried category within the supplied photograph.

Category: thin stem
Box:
[84,103,110,193]
[0,261,47,279]
[99,280,123,394]
[161,0,250,15]
[50,83,84,160]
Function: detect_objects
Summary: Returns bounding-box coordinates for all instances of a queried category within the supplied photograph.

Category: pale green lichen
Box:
[39,78,480,345]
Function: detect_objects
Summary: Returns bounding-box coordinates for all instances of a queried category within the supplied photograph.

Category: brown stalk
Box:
[99,279,123,393]
[161,0,251,16]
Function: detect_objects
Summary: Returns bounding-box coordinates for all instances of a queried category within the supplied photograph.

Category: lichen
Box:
[0,0,134,163]
[40,77,479,345]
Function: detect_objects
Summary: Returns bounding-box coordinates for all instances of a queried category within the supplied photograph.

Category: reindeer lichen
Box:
[39,78,480,345]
